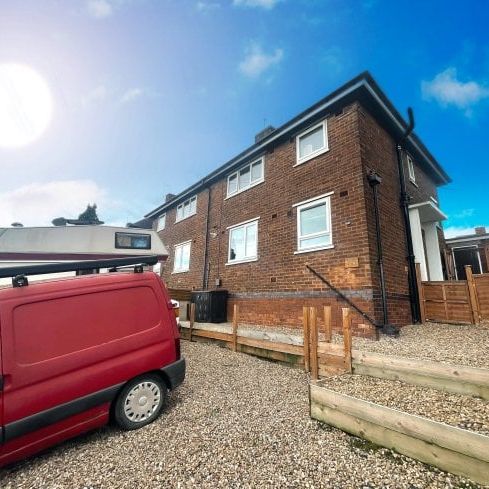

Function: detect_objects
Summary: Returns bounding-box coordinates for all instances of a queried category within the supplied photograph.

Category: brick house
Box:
[445,227,489,279]
[144,72,451,337]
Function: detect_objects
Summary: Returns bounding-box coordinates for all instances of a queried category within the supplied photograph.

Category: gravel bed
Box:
[1,342,484,488]
[324,374,489,436]
[349,322,489,369]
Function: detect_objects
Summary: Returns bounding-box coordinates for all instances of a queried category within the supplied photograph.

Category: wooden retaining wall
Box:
[352,351,489,400]
[310,383,489,485]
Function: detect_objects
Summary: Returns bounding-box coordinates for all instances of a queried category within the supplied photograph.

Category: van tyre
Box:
[114,374,166,430]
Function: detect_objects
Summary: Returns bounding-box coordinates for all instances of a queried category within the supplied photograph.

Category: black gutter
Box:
[145,72,450,219]
[396,107,421,323]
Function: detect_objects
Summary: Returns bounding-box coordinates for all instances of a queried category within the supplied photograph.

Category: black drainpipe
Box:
[202,183,212,290]
[367,171,398,336]
[396,108,421,323]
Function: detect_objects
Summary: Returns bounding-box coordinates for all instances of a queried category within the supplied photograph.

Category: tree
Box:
[52,204,104,226]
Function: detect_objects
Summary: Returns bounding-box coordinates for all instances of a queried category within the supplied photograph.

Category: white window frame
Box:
[156,213,166,231]
[226,157,265,199]
[175,195,197,223]
[407,154,416,184]
[295,120,329,166]
[294,192,333,254]
[173,240,191,273]
[226,217,259,265]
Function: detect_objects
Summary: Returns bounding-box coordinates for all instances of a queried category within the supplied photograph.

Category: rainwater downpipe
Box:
[396,108,421,323]
[366,171,395,335]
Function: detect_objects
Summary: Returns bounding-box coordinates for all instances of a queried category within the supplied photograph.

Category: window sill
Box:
[294,146,329,167]
[175,211,197,224]
[225,179,265,200]
[225,257,258,266]
[172,269,189,274]
[294,244,334,255]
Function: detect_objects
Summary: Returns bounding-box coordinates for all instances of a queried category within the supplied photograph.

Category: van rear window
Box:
[115,232,151,250]
[12,286,161,365]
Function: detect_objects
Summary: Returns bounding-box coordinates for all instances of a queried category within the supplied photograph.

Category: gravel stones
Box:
[0,342,484,488]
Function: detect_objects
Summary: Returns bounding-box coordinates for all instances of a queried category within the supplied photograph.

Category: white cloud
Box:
[422,68,489,113]
[196,1,220,11]
[0,180,111,227]
[238,42,283,78]
[120,88,143,104]
[233,0,281,9]
[444,225,488,239]
[82,85,108,107]
[453,208,475,219]
[86,0,114,18]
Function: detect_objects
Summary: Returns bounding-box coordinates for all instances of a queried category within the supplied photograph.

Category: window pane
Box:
[184,201,191,218]
[157,215,166,231]
[300,234,330,250]
[299,125,324,158]
[230,227,245,261]
[174,246,182,270]
[251,161,263,182]
[190,197,196,214]
[182,244,190,270]
[228,174,238,194]
[300,203,327,236]
[245,223,257,257]
[238,166,251,190]
[177,206,183,221]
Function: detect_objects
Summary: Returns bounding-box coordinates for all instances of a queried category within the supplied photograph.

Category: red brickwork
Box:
[155,101,443,336]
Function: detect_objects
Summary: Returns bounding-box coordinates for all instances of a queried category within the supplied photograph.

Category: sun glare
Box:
[0,63,53,148]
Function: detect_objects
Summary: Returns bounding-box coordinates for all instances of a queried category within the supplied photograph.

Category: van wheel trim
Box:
[123,381,161,422]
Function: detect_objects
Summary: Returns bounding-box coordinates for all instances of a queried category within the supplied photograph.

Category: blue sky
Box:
[0,0,488,237]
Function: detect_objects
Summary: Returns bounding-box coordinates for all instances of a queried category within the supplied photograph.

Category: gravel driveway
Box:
[0,342,483,488]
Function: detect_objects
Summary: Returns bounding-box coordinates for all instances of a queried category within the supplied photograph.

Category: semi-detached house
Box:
[145,72,451,337]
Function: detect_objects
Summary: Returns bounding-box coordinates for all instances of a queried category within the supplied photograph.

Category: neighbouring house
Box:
[144,72,451,337]
[445,227,489,280]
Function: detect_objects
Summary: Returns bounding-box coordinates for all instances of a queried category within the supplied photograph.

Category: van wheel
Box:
[114,374,166,430]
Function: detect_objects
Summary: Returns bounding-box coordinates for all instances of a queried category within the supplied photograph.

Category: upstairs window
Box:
[176,196,197,222]
[227,218,259,264]
[227,158,264,198]
[173,241,191,273]
[295,194,333,253]
[296,120,329,165]
[407,155,416,183]
[156,214,166,231]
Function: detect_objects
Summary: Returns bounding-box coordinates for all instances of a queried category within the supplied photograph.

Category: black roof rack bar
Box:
[0,255,159,279]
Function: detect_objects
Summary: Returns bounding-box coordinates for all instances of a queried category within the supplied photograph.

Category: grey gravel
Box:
[1,342,484,488]
[325,374,489,435]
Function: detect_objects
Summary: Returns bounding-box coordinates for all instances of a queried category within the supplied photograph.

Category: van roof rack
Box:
[0,255,159,283]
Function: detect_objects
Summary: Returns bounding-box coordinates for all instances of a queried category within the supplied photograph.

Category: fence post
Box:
[342,308,352,373]
[465,265,480,325]
[309,307,319,380]
[323,305,332,343]
[302,307,310,372]
[189,302,195,342]
[415,263,426,324]
[232,304,239,351]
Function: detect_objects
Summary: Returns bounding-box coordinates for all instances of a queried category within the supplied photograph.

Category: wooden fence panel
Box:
[421,281,473,324]
[474,274,489,320]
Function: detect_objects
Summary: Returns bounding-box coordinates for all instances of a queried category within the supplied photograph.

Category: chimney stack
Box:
[165,193,176,203]
[255,125,276,144]
[475,226,486,235]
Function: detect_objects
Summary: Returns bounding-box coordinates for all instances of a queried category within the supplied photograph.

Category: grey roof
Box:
[145,71,451,219]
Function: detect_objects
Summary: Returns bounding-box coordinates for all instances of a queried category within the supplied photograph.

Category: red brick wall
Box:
[155,102,442,335]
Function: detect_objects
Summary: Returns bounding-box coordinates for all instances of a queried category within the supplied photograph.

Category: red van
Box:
[0,256,185,466]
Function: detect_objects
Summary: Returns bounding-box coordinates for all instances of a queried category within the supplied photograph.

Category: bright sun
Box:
[0,64,53,148]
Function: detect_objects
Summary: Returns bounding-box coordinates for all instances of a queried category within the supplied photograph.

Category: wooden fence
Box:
[418,265,489,324]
